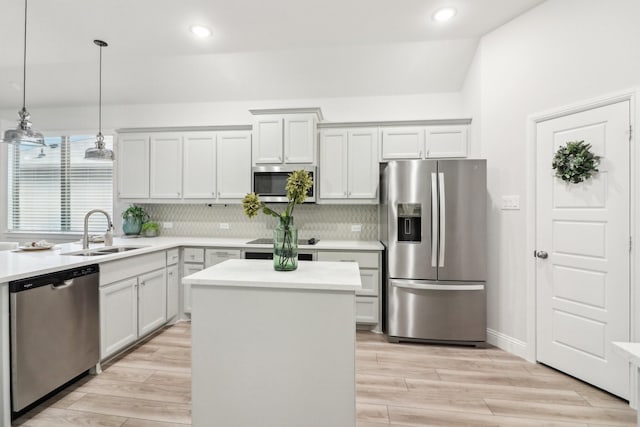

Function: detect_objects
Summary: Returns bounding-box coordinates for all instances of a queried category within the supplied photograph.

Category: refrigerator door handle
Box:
[431,172,438,267]
[390,279,484,291]
[438,172,445,267]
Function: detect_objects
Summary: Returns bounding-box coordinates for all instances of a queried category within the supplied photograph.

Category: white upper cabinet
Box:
[183,133,217,199]
[319,128,378,203]
[381,127,424,160]
[251,108,322,165]
[118,135,149,199]
[381,125,469,160]
[217,132,252,199]
[150,134,183,198]
[425,125,468,158]
[253,116,283,164]
[283,115,316,164]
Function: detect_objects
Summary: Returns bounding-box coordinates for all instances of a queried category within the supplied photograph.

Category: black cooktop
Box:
[247,238,319,245]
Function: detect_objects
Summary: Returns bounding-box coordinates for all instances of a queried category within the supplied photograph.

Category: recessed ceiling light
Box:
[190,25,212,38]
[432,7,457,22]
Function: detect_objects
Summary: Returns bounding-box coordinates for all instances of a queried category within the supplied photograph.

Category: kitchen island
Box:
[183,259,362,427]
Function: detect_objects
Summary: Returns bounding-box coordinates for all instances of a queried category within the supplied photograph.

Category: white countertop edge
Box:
[186,278,361,292]
[612,342,640,364]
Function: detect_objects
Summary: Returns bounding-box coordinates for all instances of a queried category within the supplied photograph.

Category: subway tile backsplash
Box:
[139,204,378,241]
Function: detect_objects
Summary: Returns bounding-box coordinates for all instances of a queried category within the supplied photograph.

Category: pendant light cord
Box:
[22,0,28,110]
[98,44,102,134]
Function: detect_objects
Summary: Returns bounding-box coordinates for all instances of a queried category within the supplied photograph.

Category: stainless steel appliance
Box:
[252,165,316,203]
[380,159,487,344]
[10,265,100,412]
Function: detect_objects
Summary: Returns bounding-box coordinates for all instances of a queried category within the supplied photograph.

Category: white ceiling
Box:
[0,0,545,109]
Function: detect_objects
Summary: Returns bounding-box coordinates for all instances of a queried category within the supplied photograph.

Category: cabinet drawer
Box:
[356,297,379,324]
[183,247,204,263]
[100,252,165,286]
[317,251,379,269]
[205,248,241,267]
[167,249,179,265]
[358,269,379,297]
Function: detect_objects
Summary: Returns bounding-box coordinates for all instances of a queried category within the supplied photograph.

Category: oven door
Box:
[252,165,316,203]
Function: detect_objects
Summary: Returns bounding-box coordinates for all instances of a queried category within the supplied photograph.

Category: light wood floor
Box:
[13,322,637,426]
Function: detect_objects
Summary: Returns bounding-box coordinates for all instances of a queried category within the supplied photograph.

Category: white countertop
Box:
[613,342,640,364]
[0,236,383,283]
[183,259,362,292]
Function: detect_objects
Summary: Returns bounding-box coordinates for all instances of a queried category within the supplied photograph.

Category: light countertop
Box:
[612,342,640,364]
[183,259,362,292]
[0,236,383,283]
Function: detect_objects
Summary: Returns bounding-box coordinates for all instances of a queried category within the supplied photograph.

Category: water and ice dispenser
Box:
[397,203,421,242]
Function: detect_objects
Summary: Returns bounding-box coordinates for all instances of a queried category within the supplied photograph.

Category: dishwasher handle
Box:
[52,279,75,290]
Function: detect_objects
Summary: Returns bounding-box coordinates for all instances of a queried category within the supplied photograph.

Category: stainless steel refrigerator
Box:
[380,159,487,344]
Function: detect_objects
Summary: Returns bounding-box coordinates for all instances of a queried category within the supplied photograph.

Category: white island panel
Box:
[187,259,361,427]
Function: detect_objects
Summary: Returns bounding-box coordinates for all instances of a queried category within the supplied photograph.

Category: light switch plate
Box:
[501,195,520,210]
[351,224,362,232]
[219,223,230,230]
[162,222,173,229]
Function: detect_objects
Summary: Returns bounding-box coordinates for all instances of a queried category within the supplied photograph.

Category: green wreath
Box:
[551,140,600,184]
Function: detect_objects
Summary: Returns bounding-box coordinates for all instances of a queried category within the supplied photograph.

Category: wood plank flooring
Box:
[13,322,637,426]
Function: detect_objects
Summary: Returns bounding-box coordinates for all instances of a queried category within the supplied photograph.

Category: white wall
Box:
[0,92,464,132]
[463,0,640,351]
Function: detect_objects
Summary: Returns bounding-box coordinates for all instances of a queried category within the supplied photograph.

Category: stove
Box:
[246,238,319,245]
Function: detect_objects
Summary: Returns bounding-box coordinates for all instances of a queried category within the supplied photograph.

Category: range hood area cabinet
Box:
[250,108,323,165]
[318,128,379,204]
[380,124,469,161]
[116,130,252,203]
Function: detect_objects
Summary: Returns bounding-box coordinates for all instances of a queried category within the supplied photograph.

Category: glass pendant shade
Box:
[84,39,114,161]
[1,0,44,147]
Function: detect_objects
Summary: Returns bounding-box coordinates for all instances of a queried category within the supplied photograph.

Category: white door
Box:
[183,133,217,199]
[284,114,315,164]
[319,129,348,199]
[100,278,138,359]
[138,268,167,337]
[117,135,149,198]
[253,116,283,164]
[536,100,631,398]
[150,134,183,198]
[217,131,252,199]
[348,129,378,199]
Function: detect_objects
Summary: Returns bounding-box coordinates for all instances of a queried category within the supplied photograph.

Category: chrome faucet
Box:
[83,209,113,249]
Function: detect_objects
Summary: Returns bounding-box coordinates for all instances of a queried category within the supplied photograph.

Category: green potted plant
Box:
[242,170,313,271]
[121,205,149,235]
[141,221,160,237]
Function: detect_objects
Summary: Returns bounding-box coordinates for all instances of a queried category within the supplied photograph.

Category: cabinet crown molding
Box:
[318,118,472,129]
[116,125,252,134]
[249,107,323,121]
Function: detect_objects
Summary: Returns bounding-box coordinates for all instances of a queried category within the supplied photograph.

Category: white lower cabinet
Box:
[182,263,203,313]
[316,250,381,329]
[99,252,168,360]
[166,264,179,319]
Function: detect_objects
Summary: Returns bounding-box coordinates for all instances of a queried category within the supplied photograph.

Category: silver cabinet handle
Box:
[177,192,181,196]
[536,251,548,259]
[431,172,438,267]
[419,150,423,158]
[438,172,445,268]
[168,271,174,276]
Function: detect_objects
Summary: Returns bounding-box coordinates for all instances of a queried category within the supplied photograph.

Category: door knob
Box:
[535,250,548,259]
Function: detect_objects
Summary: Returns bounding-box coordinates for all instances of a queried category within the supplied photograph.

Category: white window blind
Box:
[8,135,114,233]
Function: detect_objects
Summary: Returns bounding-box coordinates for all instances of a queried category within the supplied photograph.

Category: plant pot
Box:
[122,217,142,235]
[143,229,158,237]
[273,216,297,271]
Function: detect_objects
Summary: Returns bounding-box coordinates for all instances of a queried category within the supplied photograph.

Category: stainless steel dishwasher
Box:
[10,264,100,412]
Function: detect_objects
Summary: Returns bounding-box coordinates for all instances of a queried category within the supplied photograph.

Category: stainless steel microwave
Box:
[252,165,316,203]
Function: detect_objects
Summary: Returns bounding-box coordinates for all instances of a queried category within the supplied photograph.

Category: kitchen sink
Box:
[61,245,149,257]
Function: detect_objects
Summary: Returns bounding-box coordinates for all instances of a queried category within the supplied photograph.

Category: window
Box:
[8,135,113,233]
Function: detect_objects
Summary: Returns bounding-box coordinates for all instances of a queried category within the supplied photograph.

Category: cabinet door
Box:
[425,125,468,158]
[166,264,179,319]
[138,268,167,337]
[117,135,149,198]
[100,278,138,359]
[381,127,424,160]
[284,115,315,164]
[205,248,241,268]
[150,134,183,198]
[217,132,252,199]
[319,130,348,199]
[183,133,217,198]
[254,116,283,164]
[348,129,378,199]
[183,263,203,313]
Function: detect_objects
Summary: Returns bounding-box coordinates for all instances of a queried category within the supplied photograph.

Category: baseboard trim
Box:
[486,328,529,360]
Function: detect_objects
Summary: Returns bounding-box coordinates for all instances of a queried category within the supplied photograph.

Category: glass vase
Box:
[122,217,142,235]
[273,216,298,271]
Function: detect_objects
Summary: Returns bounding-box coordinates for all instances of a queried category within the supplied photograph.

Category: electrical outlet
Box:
[162,222,173,229]
[219,223,230,230]
[351,224,362,232]
[501,195,520,210]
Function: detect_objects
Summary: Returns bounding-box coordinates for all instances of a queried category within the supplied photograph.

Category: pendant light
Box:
[1,0,45,147]
[84,39,114,161]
